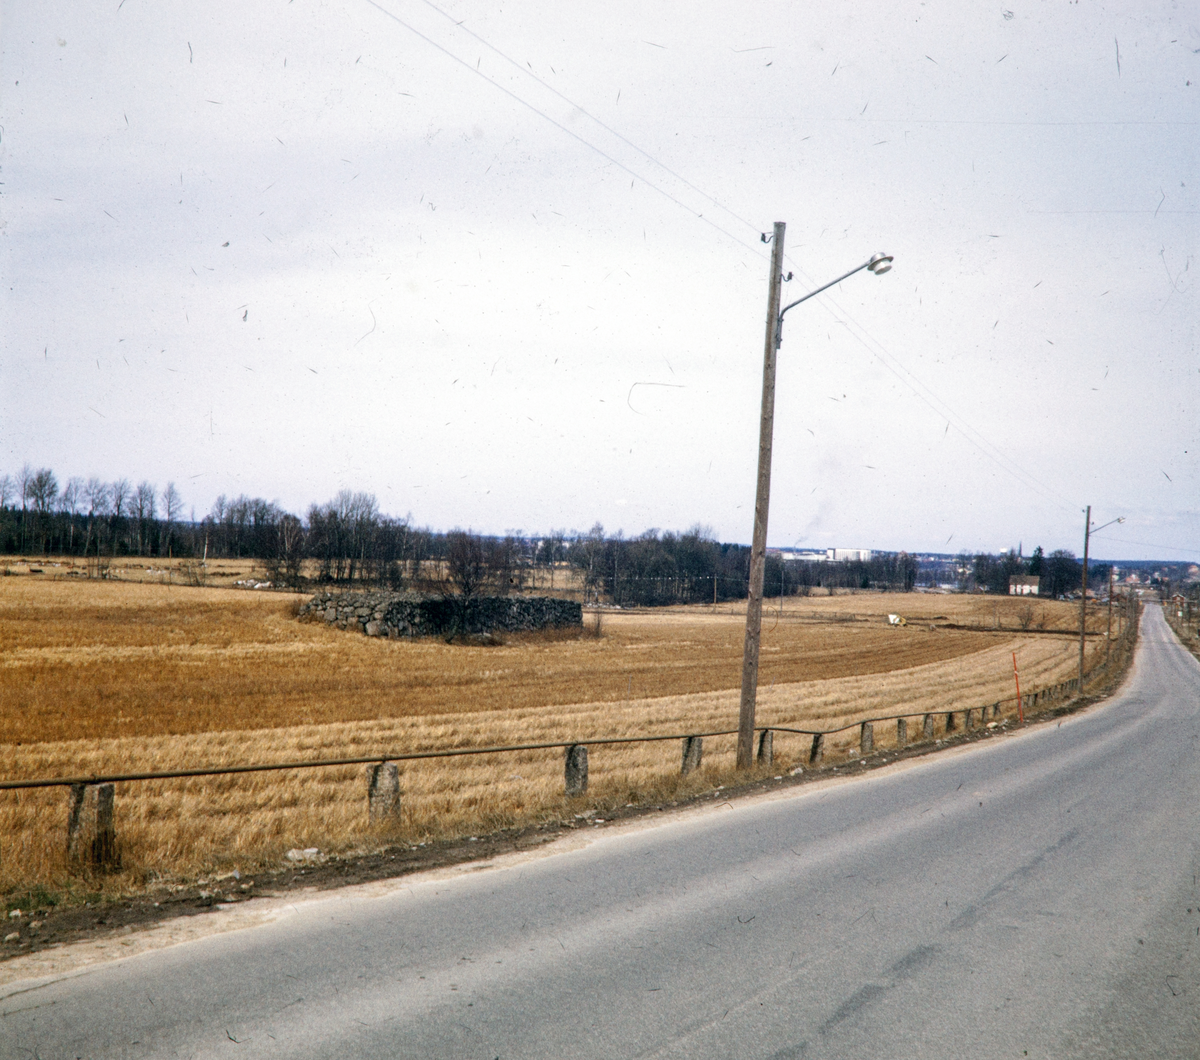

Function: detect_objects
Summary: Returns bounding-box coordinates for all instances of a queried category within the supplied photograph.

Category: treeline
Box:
[3,462,1122,603]
[0,466,187,562]
[960,547,1112,598]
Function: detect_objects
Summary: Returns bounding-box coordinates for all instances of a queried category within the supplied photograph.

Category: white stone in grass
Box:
[4,932,18,943]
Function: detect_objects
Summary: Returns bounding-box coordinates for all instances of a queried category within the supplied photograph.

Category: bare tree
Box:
[27,469,59,554]
[488,536,523,594]
[81,478,110,561]
[17,463,33,551]
[445,530,487,598]
[161,482,182,557]
[109,478,131,555]
[27,468,58,513]
[573,523,606,605]
[61,477,84,553]
[0,474,12,510]
[134,480,156,554]
[264,512,306,588]
[538,529,566,589]
[17,463,33,509]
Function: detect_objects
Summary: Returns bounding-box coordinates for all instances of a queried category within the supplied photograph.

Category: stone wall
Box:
[297,591,582,638]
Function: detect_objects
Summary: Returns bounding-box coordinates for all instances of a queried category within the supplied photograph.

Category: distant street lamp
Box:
[736,221,894,770]
[1079,510,1125,691]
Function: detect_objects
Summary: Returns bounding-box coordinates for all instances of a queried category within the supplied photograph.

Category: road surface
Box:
[3,602,1199,1059]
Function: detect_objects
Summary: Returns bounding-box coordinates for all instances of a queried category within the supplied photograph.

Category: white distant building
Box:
[829,548,872,562]
[779,549,830,563]
[1009,575,1040,596]
[774,547,873,563]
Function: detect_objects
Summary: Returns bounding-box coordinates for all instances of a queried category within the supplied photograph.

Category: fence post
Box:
[565,744,588,795]
[860,722,874,754]
[681,736,703,776]
[922,714,934,740]
[896,717,907,748]
[945,711,957,733]
[756,729,773,766]
[367,762,401,824]
[67,782,117,870]
[964,708,975,730]
[809,733,824,765]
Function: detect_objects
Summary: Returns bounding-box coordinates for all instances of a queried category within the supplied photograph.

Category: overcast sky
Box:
[2,1,1197,561]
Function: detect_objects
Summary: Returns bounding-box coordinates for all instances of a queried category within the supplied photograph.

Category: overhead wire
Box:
[1090,537,1200,558]
[415,0,767,245]
[787,275,1079,512]
[361,0,764,260]
[362,0,1103,523]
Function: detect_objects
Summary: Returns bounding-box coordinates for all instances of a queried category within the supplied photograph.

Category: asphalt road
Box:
[4,602,1199,1059]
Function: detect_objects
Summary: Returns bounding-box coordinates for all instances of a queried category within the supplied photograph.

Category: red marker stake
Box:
[1013,650,1024,724]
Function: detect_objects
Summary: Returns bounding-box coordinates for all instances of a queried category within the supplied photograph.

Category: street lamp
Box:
[736,221,894,770]
[776,253,894,348]
[1079,509,1125,691]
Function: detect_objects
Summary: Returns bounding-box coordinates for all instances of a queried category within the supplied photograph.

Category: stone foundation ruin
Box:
[298,590,582,639]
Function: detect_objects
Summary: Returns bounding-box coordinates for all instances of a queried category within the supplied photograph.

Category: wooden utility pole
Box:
[1078,504,1091,691]
[737,221,786,770]
[1106,565,1115,668]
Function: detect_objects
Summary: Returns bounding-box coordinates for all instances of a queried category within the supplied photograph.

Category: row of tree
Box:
[0,466,185,560]
[962,546,1111,599]
[2,463,1116,602]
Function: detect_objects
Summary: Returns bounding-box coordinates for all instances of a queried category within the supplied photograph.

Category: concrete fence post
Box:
[860,721,874,754]
[756,729,773,767]
[565,744,588,795]
[992,702,1000,719]
[945,711,957,733]
[367,762,401,824]
[896,717,908,748]
[964,708,975,730]
[809,733,825,765]
[67,782,117,870]
[681,736,703,776]
[922,714,935,740]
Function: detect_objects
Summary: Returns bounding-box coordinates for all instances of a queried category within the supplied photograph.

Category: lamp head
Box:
[867,253,894,275]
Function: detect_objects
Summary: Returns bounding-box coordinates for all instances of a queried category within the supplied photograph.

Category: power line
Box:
[360,0,1093,518]
[361,0,763,259]
[792,278,1078,513]
[1093,537,1200,558]
[818,117,1199,128]
[415,0,766,244]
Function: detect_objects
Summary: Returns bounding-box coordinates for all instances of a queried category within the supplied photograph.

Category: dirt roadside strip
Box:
[0,664,1132,974]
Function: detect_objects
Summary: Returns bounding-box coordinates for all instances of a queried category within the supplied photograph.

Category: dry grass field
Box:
[0,577,1111,895]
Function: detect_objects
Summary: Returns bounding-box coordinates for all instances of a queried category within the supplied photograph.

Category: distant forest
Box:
[1,463,1176,605]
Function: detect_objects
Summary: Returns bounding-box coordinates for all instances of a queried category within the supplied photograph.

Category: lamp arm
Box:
[776,259,874,347]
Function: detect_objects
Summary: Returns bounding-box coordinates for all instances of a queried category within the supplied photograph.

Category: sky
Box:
[1,0,1197,561]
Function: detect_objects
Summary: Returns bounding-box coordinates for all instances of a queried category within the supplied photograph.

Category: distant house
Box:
[1009,575,1040,596]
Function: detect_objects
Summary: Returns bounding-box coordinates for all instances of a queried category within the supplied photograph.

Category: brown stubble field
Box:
[0,578,1104,893]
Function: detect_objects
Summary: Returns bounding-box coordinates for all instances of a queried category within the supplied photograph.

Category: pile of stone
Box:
[297,590,582,638]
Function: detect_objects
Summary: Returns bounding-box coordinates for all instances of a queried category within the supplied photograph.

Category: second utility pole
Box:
[737,221,787,770]
[1078,504,1091,691]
